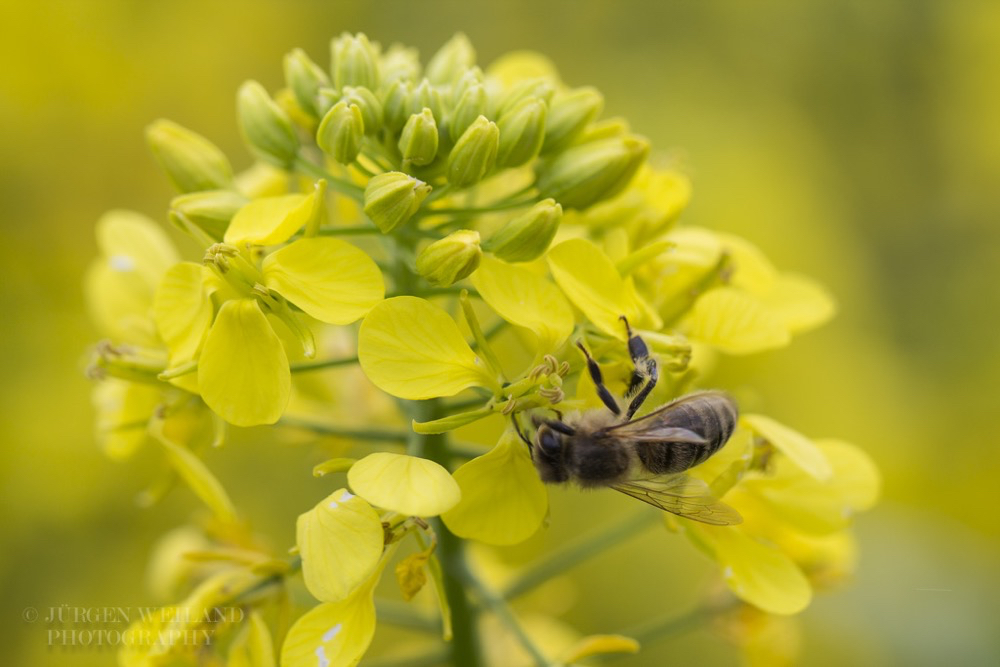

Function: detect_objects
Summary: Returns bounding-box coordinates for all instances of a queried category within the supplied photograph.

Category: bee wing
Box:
[602,405,708,444]
[610,474,743,526]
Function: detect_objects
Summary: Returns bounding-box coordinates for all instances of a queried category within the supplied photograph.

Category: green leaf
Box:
[198,299,290,427]
[471,256,573,350]
[358,296,496,399]
[262,237,384,325]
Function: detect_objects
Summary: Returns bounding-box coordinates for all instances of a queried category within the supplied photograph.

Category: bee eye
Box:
[539,430,562,458]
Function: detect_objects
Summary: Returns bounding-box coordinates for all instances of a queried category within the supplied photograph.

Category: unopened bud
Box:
[496,97,547,168]
[447,116,499,188]
[452,67,484,105]
[382,80,412,133]
[341,86,383,135]
[485,198,562,262]
[283,48,330,118]
[536,135,649,209]
[381,44,421,85]
[398,108,439,168]
[169,190,249,242]
[448,83,487,143]
[237,80,299,167]
[425,33,476,85]
[496,77,554,117]
[363,171,432,233]
[416,230,482,287]
[409,79,446,123]
[146,119,233,193]
[330,32,380,90]
[575,117,630,144]
[542,86,604,154]
[317,101,364,165]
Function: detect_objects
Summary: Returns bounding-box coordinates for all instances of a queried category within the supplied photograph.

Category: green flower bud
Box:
[575,117,630,144]
[536,135,650,209]
[542,86,604,154]
[382,80,412,133]
[496,97,547,168]
[451,67,484,105]
[416,230,482,287]
[330,32,380,90]
[340,86,383,135]
[169,189,249,242]
[409,79,446,123]
[363,171,432,233]
[425,33,476,85]
[448,83,487,143]
[317,101,365,165]
[236,80,300,167]
[283,48,330,118]
[447,116,499,188]
[484,198,562,262]
[146,119,233,193]
[398,108,439,168]
[381,44,421,85]
[495,77,555,118]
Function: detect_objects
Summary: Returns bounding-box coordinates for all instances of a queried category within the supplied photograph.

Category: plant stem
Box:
[502,509,659,600]
[462,569,553,667]
[278,417,409,443]
[292,156,365,200]
[406,400,483,667]
[290,356,358,372]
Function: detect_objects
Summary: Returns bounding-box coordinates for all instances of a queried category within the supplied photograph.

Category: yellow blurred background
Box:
[3,0,998,664]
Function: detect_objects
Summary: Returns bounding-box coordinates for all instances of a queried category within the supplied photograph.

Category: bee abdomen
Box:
[636,441,701,474]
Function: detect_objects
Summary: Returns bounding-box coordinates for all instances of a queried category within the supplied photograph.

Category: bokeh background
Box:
[3,0,999,664]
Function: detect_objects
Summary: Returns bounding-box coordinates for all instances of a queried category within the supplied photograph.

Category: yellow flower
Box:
[348,453,461,517]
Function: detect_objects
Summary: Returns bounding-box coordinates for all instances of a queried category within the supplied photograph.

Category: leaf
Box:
[348,453,461,517]
[742,414,832,481]
[684,287,790,355]
[547,238,643,337]
[471,255,573,350]
[442,431,548,545]
[198,298,290,427]
[262,237,384,325]
[296,488,384,603]
[153,262,213,363]
[223,192,314,246]
[686,523,812,615]
[358,296,495,399]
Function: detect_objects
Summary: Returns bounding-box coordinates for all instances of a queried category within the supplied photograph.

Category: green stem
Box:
[462,569,553,667]
[292,156,365,200]
[502,509,658,600]
[315,226,382,237]
[290,356,358,372]
[423,198,535,217]
[362,649,451,667]
[406,400,483,667]
[605,601,738,659]
[374,599,440,632]
[278,417,409,443]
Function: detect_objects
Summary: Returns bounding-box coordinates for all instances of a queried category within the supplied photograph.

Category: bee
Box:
[526,317,742,526]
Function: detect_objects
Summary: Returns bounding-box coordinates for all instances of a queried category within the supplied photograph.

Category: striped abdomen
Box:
[633,391,739,475]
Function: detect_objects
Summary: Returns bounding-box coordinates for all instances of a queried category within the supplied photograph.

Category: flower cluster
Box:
[85,32,879,666]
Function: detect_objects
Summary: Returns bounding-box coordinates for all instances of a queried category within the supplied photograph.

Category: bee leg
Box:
[620,316,659,420]
[576,340,621,416]
[511,414,532,450]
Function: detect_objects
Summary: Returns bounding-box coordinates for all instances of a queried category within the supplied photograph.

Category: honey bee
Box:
[526,318,742,526]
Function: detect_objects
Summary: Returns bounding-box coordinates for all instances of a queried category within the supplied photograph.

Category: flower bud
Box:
[381,44,421,85]
[495,77,554,118]
[485,198,562,262]
[542,86,604,154]
[575,117,630,144]
[363,171,432,233]
[536,135,649,209]
[283,48,330,118]
[330,32,380,90]
[425,33,476,85]
[382,80,412,133]
[146,119,233,193]
[317,101,364,165]
[447,116,499,188]
[451,67,484,105]
[409,79,446,123]
[398,108,439,168]
[236,80,299,167]
[169,190,249,241]
[416,230,482,287]
[496,97,547,168]
[448,83,488,144]
[340,86,383,135]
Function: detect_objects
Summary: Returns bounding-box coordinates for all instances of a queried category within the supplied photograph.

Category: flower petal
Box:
[92,379,160,460]
[742,414,832,481]
[297,488,384,603]
[471,256,573,350]
[762,273,836,334]
[95,209,180,286]
[348,453,461,517]
[442,431,547,545]
[198,299,290,426]
[684,287,790,355]
[223,192,313,246]
[547,238,643,337]
[686,524,812,615]
[262,237,384,325]
[153,262,213,363]
[816,439,879,511]
[358,296,494,399]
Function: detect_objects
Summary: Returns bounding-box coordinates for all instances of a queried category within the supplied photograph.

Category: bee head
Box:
[532,424,570,483]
